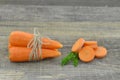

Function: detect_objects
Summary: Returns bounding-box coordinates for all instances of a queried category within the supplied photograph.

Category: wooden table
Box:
[0,3,120,80]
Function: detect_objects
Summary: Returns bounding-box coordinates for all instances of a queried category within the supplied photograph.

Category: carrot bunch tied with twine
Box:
[61,38,107,67]
[9,28,63,62]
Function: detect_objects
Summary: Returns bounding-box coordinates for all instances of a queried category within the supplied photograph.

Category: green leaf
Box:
[61,52,74,66]
[72,53,79,67]
[61,52,79,67]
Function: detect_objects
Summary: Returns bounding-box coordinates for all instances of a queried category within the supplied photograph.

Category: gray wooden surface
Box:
[0,2,120,80]
[0,0,120,7]
[1,5,120,22]
[0,22,120,80]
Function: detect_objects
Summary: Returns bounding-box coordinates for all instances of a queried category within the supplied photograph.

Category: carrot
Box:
[84,44,98,49]
[84,41,97,45]
[79,46,95,62]
[84,41,97,48]
[9,47,61,62]
[95,46,107,58]
[50,49,58,51]
[9,43,59,51]
[42,38,63,49]
[8,44,12,48]
[71,38,85,53]
[9,31,63,49]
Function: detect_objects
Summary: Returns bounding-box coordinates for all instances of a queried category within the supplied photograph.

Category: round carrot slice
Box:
[71,38,85,53]
[79,46,95,62]
[95,46,107,58]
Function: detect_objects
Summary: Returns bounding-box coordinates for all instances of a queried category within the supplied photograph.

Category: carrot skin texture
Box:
[9,47,61,62]
[8,44,12,48]
[9,31,63,49]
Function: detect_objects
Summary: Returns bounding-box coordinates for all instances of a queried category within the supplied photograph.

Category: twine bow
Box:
[27,28,43,61]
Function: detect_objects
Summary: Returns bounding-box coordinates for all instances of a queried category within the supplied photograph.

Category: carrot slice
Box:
[84,41,97,45]
[79,46,95,62]
[95,46,107,58]
[84,44,98,49]
[84,41,98,49]
[71,38,85,53]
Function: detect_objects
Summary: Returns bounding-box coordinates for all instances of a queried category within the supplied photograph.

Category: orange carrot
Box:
[84,41,98,49]
[41,38,63,49]
[84,41,97,45]
[9,31,63,49]
[95,46,107,58]
[51,49,58,51]
[79,46,95,62]
[9,43,59,51]
[71,38,85,53]
[84,44,98,49]
[8,44,12,48]
[9,47,61,62]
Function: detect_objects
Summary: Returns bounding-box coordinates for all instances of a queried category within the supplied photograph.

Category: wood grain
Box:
[0,22,120,80]
[0,3,120,80]
[0,5,120,22]
[0,0,120,6]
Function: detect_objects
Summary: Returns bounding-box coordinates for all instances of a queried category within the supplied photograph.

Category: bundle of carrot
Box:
[61,38,107,67]
[8,31,63,62]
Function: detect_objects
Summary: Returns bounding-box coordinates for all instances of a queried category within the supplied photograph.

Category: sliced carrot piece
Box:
[71,38,85,53]
[84,41,97,45]
[95,46,107,58]
[79,46,95,62]
[84,44,98,49]
[84,41,98,49]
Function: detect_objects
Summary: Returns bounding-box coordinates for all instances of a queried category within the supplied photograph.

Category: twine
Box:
[27,28,43,61]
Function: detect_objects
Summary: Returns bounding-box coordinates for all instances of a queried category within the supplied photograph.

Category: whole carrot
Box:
[9,47,61,62]
[9,43,59,52]
[9,31,63,49]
